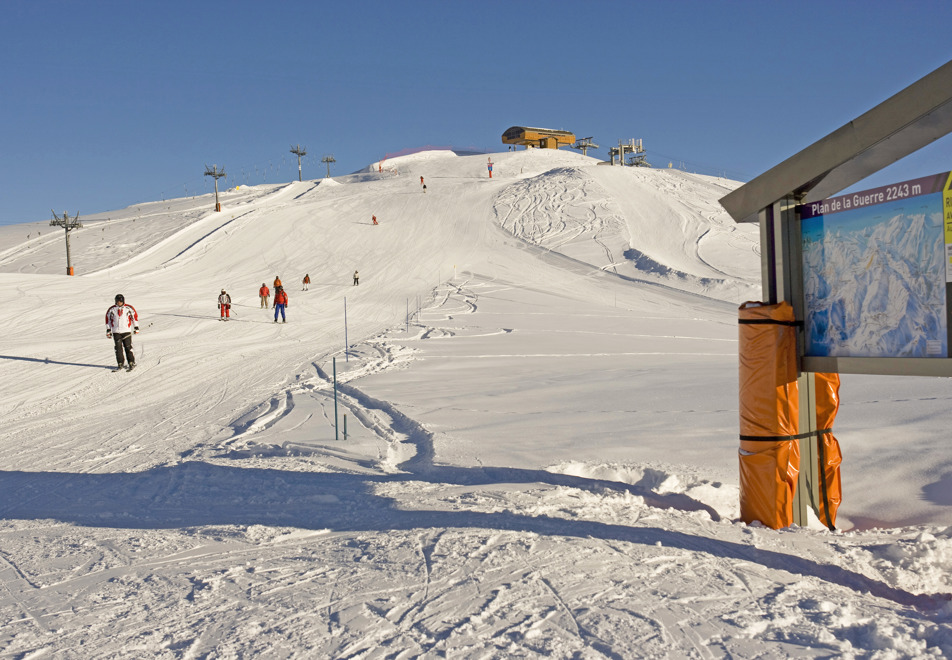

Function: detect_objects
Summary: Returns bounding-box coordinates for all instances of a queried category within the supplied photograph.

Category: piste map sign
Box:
[798,171,952,359]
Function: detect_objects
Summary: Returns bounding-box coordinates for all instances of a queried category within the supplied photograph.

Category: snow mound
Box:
[547,460,740,520]
[366,148,458,173]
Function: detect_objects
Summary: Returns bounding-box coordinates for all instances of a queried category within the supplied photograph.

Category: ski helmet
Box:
[115,294,124,303]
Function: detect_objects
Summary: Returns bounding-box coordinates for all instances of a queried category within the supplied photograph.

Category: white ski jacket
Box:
[106,304,139,334]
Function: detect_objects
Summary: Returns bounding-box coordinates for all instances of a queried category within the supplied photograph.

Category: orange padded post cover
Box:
[814,372,843,529]
[738,301,800,528]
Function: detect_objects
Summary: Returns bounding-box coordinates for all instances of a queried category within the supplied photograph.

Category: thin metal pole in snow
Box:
[406,298,409,333]
[344,297,349,363]
[333,357,339,441]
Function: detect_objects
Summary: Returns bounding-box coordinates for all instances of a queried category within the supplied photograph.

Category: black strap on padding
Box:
[816,429,837,531]
[739,428,832,442]
[738,318,802,327]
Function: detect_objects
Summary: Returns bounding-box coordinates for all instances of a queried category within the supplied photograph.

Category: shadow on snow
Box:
[0,354,113,370]
[0,460,946,611]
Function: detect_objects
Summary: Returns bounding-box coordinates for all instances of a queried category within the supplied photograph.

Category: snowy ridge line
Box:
[292,181,323,200]
[503,222,736,308]
[158,210,258,267]
[88,208,253,277]
[0,231,62,267]
[694,226,734,278]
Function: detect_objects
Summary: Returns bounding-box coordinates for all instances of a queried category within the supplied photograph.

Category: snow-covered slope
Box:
[1,150,951,657]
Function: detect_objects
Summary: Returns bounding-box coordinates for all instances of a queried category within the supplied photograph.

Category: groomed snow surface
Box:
[1,149,951,657]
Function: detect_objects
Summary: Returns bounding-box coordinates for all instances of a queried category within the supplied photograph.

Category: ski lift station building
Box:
[502,126,576,149]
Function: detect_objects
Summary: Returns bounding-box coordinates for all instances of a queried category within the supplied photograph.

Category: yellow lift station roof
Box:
[502,126,575,149]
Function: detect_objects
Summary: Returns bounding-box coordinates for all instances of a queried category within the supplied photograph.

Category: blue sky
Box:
[2,0,950,226]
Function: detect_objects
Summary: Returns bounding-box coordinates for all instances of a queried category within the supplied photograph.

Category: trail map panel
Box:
[799,172,952,359]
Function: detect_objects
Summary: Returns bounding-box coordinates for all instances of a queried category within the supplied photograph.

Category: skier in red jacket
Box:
[273,286,288,323]
[259,283,270,308]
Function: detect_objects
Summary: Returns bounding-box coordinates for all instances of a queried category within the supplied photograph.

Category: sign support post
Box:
[761,196,819,526]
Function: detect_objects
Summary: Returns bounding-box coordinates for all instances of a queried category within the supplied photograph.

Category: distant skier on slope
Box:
[372,215,378,225]
[273,286,288,323]
[259,283,270,308]
[353,270,359,286]
[302,274,310,291]
[218,289,231,321]
[105,293,139,372]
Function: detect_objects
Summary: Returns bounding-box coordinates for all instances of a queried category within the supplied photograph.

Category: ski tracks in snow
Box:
[493,167,628,276]
[492,165,760,301]
[212,280,485,473]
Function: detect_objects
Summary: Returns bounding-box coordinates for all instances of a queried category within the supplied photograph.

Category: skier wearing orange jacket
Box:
[259,283,270,308]
[273,286,288,323]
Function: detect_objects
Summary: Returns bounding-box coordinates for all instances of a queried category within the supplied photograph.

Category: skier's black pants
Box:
[113,332,135,366]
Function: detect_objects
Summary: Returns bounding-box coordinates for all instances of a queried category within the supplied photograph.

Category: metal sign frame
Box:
[720,59,952,524]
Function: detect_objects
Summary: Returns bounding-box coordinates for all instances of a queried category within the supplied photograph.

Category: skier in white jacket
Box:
[218,289,232,320]
[105,293,139,371]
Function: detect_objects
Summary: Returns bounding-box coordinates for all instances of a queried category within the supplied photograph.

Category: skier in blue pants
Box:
[273,286,288,323]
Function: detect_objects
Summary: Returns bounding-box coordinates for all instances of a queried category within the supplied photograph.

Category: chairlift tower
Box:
[321,154,336,178]
[204,164,227,211]
[571,136,599,156]
[290,144,307,181]
[626,139,651,167]
[50,210,82,275]
[608,139,649,167]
